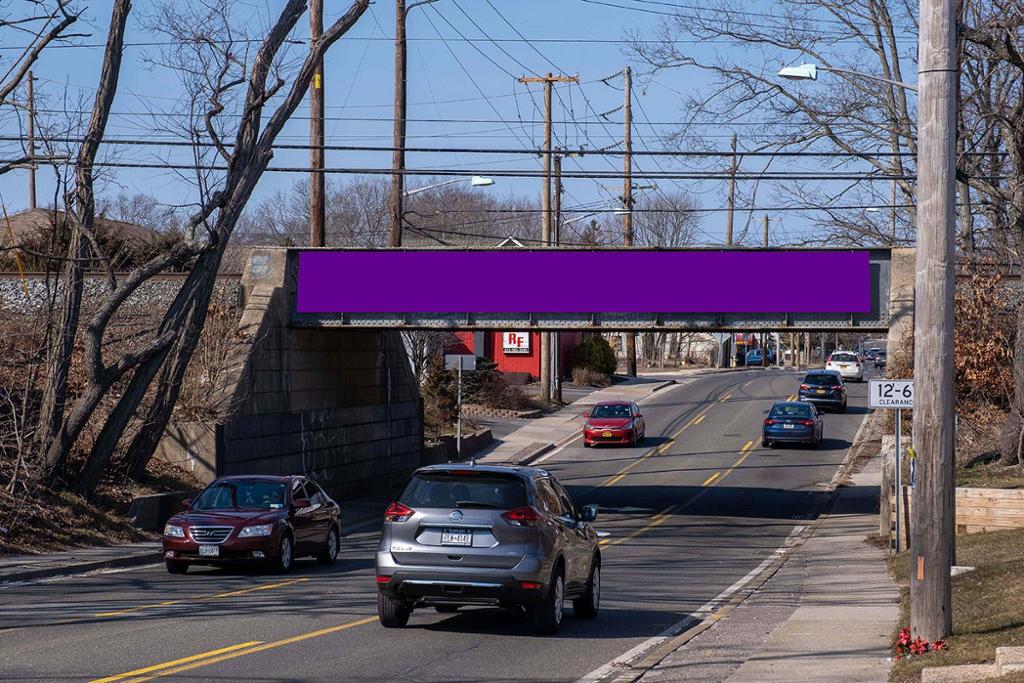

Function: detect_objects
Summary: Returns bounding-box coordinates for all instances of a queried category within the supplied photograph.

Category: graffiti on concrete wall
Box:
[300,408,344,483]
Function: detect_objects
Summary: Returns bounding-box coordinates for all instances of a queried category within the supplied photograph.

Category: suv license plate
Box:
[198,544,220,557]
[441,529,472,546]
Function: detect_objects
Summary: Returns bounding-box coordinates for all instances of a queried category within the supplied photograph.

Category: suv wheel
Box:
[530,568,565,635]
[378,592,411,627]
[273,533,294,574]
[165,560,188,574]
[317,526,339,565]
[573,561,600,619]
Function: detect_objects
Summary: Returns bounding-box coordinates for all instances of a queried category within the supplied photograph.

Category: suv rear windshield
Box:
[193,481,287,510]
[770,404,813,418]
[400,472,528,510]
[830,353,859,363]
[590,404,631,418]
[804,374,840,386]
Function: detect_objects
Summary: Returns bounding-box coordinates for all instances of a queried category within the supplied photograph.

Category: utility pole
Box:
[552,153,563,403]
[911,0,957,642]
[518,73,577,403]
[725,133,737,246]
[763,214,769,248]
[623,66,638,377]
[26,71,37,210]
[390,0,409,247]
[309,0,325,247]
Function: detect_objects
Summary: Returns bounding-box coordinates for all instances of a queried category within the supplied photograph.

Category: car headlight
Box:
[238,524,274,538]
[164,523,185,538]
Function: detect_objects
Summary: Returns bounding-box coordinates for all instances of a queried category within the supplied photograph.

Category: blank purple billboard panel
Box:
[296,250,872,313]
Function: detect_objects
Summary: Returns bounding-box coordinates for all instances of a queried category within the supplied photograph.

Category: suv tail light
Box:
[764,418,776,426]
[502,506,542,527]
[830,385,844,391]
[384,502,414,523]
[798,419,815,426]
[799,384,810,391]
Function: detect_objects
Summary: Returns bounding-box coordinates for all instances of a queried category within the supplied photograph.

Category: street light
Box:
[778,62,918,92]
[403,175,495,198]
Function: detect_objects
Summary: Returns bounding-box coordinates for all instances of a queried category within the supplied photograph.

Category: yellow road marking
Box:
[787,394,797,401]
[719,393,732,402]
[90,642,263,683]
[600,438,758,549]
[116,617,378,682]
[692,415,705,427]
[94,578,309,618]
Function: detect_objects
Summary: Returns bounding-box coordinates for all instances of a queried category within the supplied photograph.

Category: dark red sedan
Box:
[582,400,647,447]
[162,475,340,574]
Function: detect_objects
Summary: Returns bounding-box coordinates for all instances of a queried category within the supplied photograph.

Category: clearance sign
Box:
[502,332,531,354]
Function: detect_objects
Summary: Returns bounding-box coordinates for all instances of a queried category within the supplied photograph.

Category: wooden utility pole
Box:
[553,153,563,403]
[389,0,409,247]
[26,71,37,210]
[762,214,769,248]
[309,0,325,247]
[623,66,637,377]
[911,0,957,642]
[725,133,737,246]
[518,73,577,403]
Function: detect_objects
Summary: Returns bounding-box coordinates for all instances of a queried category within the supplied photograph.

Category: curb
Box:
[594,408,883,683]
[0,550,163,585]
[512,442,556,466]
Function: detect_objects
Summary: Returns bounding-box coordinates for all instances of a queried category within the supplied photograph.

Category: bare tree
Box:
[628,0,918,246]
[632,188,700,247]
[28,0,369,496]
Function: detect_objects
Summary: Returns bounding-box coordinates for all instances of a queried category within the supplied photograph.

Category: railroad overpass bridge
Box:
[163,246,913,500]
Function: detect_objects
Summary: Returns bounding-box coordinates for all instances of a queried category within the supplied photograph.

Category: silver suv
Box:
[375,463,601,634]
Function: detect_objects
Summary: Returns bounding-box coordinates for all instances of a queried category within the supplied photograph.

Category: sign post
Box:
[445,354,477,461]
[870,379,914,551]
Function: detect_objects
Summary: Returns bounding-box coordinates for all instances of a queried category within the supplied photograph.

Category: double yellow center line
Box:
[93,578,310,618]
[91,616,378,683]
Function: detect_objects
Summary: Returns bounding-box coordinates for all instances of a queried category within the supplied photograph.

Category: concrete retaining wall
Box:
[157,248,426,502]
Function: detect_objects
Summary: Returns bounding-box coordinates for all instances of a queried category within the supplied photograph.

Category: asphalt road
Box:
[0,367,874,683]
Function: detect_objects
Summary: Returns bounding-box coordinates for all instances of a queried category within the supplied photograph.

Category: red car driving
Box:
[582,400,646,447]
[162,475,340,574]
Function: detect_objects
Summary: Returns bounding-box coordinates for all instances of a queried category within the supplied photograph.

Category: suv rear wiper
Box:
[455,500,501,509]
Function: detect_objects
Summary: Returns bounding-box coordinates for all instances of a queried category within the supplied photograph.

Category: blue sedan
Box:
[762,401,823,449]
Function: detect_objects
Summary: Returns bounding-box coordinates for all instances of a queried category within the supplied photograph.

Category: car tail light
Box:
[520,581,542,590]
[384,502,414,523]
[502,506,542,527]
[763,418,776,426]
[376,575,392,584]
[830,385,844,391]
[798,419,815,426]
[799,384,810,391]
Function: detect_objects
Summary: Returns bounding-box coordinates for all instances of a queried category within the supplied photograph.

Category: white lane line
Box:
[577,524,807,683]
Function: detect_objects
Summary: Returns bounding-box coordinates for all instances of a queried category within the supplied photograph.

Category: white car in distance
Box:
[826,351,864,382]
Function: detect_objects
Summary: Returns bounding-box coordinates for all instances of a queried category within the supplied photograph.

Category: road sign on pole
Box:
[869,379,914,409]
[870,379,914,552]
[445,355,476,461]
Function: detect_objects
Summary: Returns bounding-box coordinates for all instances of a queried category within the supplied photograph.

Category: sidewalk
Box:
[0,542,163,584]
[475,373,688,464]
[640,453,899,682]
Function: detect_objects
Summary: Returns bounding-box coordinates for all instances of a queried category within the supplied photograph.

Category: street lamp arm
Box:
[405,0,440,16]
[822,66,918,93]
[404,177,461,197]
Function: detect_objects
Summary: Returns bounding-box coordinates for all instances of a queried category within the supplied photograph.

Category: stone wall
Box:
[172,248,425,502]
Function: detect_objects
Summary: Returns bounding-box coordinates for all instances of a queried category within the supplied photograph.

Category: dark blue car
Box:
[762,401,823,449]
[797,370,847,412]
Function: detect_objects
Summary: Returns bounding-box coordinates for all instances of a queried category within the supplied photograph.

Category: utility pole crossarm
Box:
[517,75,580,84]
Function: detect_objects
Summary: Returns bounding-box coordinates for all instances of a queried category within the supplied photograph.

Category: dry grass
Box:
[957,463,1024,489]
[889,528,1024,681]
[0,459,200,557]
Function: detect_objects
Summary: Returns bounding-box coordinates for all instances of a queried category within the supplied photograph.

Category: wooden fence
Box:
[888,486,1024,549]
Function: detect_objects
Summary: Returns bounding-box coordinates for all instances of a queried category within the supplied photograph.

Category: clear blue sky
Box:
[0,0,912,245]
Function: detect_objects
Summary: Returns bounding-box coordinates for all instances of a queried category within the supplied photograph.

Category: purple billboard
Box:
[295,250,872,313]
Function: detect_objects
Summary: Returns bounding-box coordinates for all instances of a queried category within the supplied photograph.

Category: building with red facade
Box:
[449,331,583,382]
